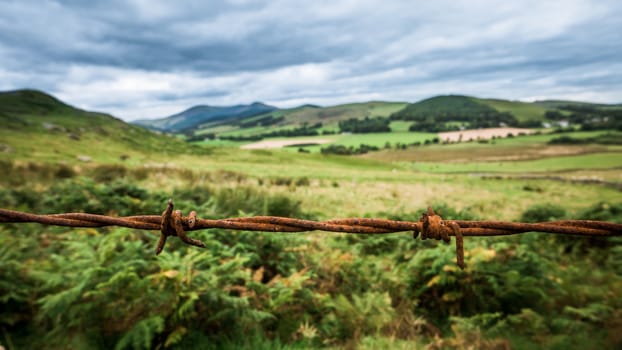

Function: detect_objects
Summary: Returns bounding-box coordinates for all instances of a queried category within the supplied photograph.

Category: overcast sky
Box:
[1,0,621,121]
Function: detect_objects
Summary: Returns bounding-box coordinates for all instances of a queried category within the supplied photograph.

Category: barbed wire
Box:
[1,200,621,269]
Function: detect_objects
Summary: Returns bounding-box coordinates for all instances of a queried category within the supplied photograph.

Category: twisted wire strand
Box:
[1,201,621,269]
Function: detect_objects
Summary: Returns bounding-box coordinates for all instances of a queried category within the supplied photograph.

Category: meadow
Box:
[1,91,622,349]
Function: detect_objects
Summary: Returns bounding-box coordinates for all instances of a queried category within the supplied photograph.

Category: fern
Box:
[115,316,164,350]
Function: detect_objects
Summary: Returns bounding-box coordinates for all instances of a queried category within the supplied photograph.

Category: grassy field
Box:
[2,103,620,222]
[361,132,620,161]
[389,120,411,132]
[235,131,439,153]
[3,131,620,222]
[405,152,622,173]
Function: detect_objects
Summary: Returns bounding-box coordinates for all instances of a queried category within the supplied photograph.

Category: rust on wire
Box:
[1,201,621,270]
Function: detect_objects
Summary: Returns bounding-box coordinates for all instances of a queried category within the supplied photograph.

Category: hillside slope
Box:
[195,101,408,137]
[134,102,277,132]
[0,89,210,164]
[478,98,549,122]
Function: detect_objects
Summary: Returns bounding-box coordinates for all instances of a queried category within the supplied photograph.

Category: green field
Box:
[407,152,622,173]
[2,90,622,349]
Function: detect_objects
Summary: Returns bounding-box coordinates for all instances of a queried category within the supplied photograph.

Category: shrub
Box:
[578,202,622,223]
[91,164,128,182]
[295,177,311,186]
[272,177,293,186]
[212,186,303,218]
[54,164,76,179]
[520,204,567,222]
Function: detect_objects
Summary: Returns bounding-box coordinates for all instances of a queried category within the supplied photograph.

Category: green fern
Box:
[115,316,165,350]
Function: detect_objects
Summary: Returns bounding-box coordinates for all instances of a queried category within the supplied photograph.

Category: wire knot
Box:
[155,199,206,255]
[418,207,465,269]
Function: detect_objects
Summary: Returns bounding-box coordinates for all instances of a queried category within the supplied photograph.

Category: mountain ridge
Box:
[3,89,621,138]
[133,101,278,132]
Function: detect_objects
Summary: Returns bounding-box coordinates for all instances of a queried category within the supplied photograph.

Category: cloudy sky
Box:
[1,0,621,121]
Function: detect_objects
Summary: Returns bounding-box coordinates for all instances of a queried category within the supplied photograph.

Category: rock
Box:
[42,122,65,132]
[0,143,13,153]
[68,133,81,140]
[77,155,92,162]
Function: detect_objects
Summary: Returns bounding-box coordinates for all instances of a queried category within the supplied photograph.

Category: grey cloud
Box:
[0,0,621,120]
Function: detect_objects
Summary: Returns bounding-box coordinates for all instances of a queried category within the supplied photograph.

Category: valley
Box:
[1,89,621,349]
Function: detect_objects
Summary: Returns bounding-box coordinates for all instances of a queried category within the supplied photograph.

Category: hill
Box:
[133,102,277,132]
[389,95,522,132]
[194,101,408,138]
[391,95,488,117]
[388,95,622,132]
[0,89,210,164]
[478,98,549,122]
[193,96,576,139]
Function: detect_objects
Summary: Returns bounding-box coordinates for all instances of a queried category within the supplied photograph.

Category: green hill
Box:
[478,98,549,122]
[276,101,408,125]
[0,89,210,164]
[194,101,408,137]
[390,95,492,118]
[391,95,550,123]
[389,95,523,131]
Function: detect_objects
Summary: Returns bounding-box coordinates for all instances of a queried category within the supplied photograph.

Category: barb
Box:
[1,202,621,269]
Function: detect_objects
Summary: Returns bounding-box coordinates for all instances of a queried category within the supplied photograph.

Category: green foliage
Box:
[54,164,77,179]
[520,203,567,222]
[294,177,310,187]
[116,316,165,350]
[39,178,155,216]
[91,164,128,182]
[213,186,303,217]
[558,104,622,131]
[321,292,394,340]
[338,116,391,133]
[320,143,379,155]
[1,174,622,349]
[0,234,37,328]
[220,123,321,141]
[548,132,622,145]
[238,115,285,128]
[578,201,622,223]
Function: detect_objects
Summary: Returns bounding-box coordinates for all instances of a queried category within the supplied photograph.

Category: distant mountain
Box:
[273,101,408,125]
[133,102,278,132]
[191,101,409,138]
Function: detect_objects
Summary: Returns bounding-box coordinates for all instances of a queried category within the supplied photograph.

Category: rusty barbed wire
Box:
[1,200,621,269]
